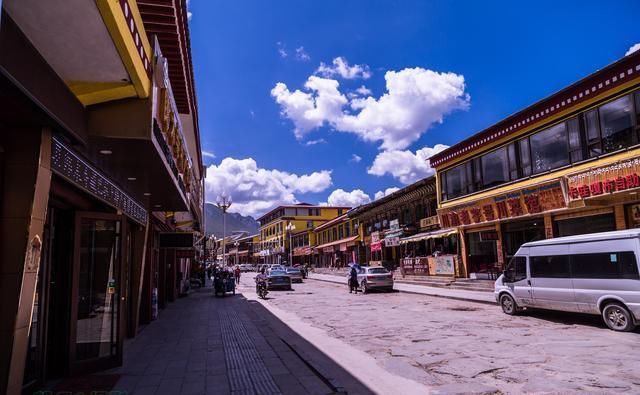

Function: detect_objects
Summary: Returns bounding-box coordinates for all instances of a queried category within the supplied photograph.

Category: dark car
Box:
[267,270,292,290]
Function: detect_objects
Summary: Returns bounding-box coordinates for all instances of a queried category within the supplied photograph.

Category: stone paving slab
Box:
[107,285,366,395]
[309,272,496,304]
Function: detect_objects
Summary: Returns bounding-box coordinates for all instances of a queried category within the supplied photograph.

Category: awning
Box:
[400,229,458,244]
[314,235,359,250]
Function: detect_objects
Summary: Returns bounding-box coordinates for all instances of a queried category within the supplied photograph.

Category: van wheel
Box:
[500,294,518,315]
[602,302,635,332]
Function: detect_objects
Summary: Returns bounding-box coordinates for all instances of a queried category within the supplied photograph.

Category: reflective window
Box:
[519,138,531,177]
[530,123,569,174]
[571,252,639,279]
[567,117,583,163]
[482,147,509,188]
[444,163,468,199]
[530,255,570,278]
[599,95,635,153]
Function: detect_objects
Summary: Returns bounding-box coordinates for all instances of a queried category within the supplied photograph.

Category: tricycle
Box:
[213,272,235,297]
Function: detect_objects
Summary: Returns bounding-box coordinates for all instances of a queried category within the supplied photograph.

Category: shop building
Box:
[430,50,640,279]
[0,1,203,393]
[348,178,445,271]
[257,204,349,265]
[290,229,315,266]
[312,214,361,268]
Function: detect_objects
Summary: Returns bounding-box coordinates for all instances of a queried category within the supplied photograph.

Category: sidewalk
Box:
[108,285,373,395]
[309,273,497,305]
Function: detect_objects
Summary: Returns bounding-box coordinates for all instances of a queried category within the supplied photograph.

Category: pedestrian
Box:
[349,265,359,294]
[234,265,241,285]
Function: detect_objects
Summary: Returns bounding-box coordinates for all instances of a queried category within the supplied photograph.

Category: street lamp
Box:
[286,222,296,266]
[216,193,232,266]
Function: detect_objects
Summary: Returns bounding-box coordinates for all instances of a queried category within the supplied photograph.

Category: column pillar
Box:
[1,128,52,395]
[615,204,626,230]
[544,213,554,239]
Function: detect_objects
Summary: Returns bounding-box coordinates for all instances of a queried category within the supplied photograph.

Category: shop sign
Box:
[385,237,400,247]
[390,219,400,231]
[370,242,382,252]
[435,255,455,275]
[419,216,439,229]
[566,157,640,201]
[371,231,381,243]
[437,180,566,229]
[480,230,499,241]
[339,243,347,252]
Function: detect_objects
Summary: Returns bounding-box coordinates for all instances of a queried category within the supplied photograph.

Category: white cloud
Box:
[205,157,332,217]
[368,144,449,185]
[304,138,327,146]
[186,0,192,20]
[271,76,348,139]
[374,187,400,200]
[277,42,287,58]
[626,43,640,56]
[316,57,371,80]
[295,46,311,61]
[202,150,216,159]
[326,189,371,207]
[272,66,469,150]
[349,154,362,163]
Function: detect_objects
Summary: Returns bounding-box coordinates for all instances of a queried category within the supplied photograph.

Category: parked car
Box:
[284,266,303,283]
[239,264,253,272]
[269,264,285,272]
[347,266,394,293]
[267,269,292,290]
[495,229,640,332]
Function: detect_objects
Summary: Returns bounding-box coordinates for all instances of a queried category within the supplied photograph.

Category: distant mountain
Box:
[205,203,259,237]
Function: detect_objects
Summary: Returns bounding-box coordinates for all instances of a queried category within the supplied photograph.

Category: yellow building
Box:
[313,214,361,268]
[290,229,316,266]
[257,204,350,264]
[430,51,640,279]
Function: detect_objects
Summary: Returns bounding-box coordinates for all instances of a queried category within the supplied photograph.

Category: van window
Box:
[530,255,570,278]
[503,256,527,282]
[571,252,640,279]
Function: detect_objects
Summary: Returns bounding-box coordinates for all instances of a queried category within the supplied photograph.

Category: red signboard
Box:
[566,157,640,201]
[438,180,567,229]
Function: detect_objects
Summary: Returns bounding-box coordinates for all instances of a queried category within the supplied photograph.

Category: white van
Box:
[495,229,640,332]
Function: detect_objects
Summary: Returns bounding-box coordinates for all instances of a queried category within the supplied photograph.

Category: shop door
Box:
[69,212,125,374]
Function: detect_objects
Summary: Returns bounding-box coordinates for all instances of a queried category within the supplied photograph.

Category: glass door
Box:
[69,212,124,373]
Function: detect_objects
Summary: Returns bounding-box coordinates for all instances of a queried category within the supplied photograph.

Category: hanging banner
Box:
[385,237,400,247]
[438,180,566,229]
[566,156,640,201]
[371,231,381,244]
[370,242,382,252]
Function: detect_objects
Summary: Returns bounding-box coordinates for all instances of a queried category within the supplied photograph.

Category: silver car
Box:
[347,266,394,293]
[496,229,640,332]
[284,266,303,283]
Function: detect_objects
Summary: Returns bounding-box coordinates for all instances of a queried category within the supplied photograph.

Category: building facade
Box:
[0,1,203,393]
[348,178,444,271]
[257,204,349,265]
[430,50,640,279]
[313,214,361,268]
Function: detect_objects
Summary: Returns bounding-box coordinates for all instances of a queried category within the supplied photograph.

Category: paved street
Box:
[109,283,373,395]
[240,275,640,394]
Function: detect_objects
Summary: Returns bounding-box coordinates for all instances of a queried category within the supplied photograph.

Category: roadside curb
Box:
[308,275,497,306]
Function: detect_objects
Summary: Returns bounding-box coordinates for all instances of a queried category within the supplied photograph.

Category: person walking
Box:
[349,265,359,294]
[234,265,241,285]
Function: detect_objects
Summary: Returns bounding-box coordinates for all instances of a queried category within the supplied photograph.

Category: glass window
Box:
[306,220,313,229]
[519,138,531,177]
[571,252,639,279]
[555,214,615,237]
[444,163,468,200]
[504,256,527,282]
[530,123,569,174]
[599,95,635,153]
[482,147,509,188]
[635,92,640,126]
[507,143,518,180]
[530,255,570,278]
[567,117,584,163]
[584,109,601,157]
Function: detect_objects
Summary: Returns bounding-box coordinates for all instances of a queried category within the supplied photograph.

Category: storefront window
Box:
[530,123,569,174]
[482,146,509,188]
[555,214,615,237]
[502,218,544,261]
[599,95,635,153]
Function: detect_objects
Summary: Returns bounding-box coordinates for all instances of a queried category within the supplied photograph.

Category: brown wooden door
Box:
[68,212,126,374]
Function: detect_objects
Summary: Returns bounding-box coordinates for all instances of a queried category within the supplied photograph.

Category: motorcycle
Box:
[256,280,268,299]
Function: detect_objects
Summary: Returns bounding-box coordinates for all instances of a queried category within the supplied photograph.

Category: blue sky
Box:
[191,0,640,218]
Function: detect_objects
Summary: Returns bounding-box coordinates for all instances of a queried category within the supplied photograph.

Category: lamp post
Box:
[286,222,296,266]
[216,193,232,266]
